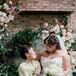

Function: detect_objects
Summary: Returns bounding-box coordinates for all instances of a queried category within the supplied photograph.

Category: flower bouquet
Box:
[44,64,64,76]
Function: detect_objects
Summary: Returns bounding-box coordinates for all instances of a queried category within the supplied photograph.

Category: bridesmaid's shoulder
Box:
[18,61,28,69]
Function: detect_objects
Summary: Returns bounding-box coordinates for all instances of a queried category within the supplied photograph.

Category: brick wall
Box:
[18,0,75,11]
[6,0,76,34]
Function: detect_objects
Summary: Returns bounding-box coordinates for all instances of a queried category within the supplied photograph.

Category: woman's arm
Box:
[62,52,72,76]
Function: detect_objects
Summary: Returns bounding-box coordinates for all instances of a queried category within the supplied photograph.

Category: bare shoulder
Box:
[39,50,48,57]
[37,50,47,60]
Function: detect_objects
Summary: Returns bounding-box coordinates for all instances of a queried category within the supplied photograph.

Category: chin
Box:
[33,55,37,59]
[47,50,54,53]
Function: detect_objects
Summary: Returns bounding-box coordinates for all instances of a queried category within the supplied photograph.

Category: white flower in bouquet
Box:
[44,64,64,76]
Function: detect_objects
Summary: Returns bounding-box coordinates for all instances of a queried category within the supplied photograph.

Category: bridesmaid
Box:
[18,45,41,76]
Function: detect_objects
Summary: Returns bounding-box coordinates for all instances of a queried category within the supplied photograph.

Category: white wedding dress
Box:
[41,56,72,76]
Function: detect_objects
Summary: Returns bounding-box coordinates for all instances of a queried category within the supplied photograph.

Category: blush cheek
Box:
[33,54,37,59]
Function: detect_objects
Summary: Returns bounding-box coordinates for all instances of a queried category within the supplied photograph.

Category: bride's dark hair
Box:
[44,34,61,50]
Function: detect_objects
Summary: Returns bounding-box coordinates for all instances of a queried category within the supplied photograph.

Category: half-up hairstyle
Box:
[44,34,61,50]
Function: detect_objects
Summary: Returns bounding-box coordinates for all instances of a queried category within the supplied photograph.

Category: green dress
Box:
[18,60,41,76]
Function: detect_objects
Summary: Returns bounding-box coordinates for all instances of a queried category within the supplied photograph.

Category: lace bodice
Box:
[41,56,63,69]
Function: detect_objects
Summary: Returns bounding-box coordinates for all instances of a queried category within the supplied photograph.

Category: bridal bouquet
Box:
[44,64,64,76]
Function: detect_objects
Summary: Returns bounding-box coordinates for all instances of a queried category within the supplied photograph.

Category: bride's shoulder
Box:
[39,50,48,57]
[37,50,47,60]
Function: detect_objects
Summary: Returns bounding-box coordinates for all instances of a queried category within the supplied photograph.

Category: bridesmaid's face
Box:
[28,47,37,59]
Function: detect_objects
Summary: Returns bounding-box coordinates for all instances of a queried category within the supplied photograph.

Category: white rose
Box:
[5,17,10,23]
[2,12,7,17]
[0,17,5,22]
[3,3,10,10]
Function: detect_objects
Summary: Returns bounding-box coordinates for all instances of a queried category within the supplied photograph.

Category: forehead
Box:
[28,47,34,53]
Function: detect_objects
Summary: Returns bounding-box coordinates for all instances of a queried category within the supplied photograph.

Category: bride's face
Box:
[45,42,57,53]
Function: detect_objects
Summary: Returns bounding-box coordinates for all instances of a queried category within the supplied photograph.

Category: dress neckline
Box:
[41,56,62,61]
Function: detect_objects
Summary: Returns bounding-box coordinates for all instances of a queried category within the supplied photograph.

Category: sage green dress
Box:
[18,60,41,76]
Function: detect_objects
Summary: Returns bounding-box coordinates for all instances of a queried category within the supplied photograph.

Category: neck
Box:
[46,50,57,55]
[26,58,33,63]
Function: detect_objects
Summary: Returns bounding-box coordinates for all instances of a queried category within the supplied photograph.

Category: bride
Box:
[38,34,72,76]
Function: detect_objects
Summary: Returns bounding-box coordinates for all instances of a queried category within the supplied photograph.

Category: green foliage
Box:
[0,63,8,76]
[0,39,9,55]
[0,63,19,76]
[8,64,19,76]
[0,35,11,58]
[60,14,68,26]
[0,0,5,5]
[46,73,52,76]
[71,40,76,51]
[73,72,76,76]
[12,28,38,54]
